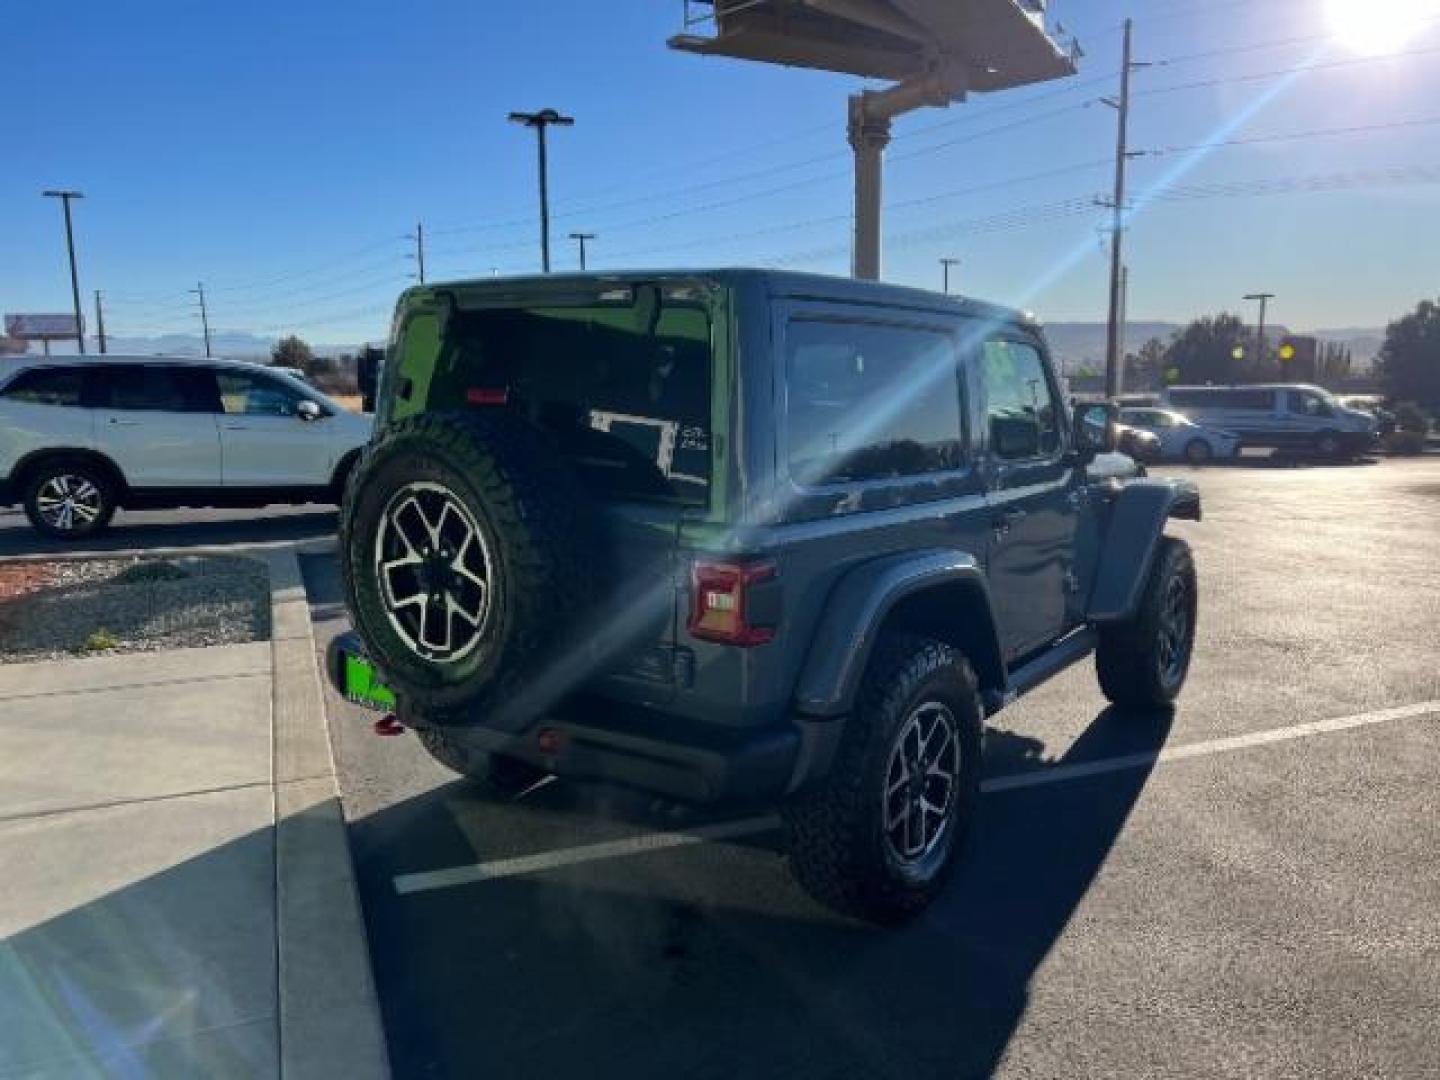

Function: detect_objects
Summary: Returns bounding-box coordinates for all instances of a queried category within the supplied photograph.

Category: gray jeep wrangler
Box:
[332,269,1200,922]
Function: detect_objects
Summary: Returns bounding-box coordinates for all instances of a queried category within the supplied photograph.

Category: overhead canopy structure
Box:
[670,0,1079,279]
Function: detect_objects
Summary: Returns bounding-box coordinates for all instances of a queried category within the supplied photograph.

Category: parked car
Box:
[1161,383,1377,458]
[329,269,1200,922]
[1113,420,1163,463]
[0,355,373,538]
[1120,407,1241,463]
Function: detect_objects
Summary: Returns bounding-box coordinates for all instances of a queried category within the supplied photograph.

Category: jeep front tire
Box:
[782,634,983,923]
[1095,536,1197,709]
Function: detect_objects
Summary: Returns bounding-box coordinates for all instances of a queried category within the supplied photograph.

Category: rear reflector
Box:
[466,387,509,406]
[688,559,776,646]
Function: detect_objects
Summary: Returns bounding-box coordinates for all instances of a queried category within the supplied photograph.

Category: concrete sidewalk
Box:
[0,551,387,1079]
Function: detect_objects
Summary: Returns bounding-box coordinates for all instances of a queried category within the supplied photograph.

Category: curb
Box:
[264,549,390,1080]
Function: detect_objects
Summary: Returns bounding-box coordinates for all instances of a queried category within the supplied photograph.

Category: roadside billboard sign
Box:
[4,313,83,340]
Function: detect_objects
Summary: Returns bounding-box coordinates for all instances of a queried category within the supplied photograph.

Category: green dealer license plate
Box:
[342,651,396,712]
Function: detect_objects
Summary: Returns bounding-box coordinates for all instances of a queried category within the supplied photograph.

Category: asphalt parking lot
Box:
[309,457,1440,1079]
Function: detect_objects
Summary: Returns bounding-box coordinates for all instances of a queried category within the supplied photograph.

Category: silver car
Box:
[1120,407,1241,464]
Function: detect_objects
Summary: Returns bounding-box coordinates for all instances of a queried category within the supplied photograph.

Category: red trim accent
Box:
[466,387,509,406]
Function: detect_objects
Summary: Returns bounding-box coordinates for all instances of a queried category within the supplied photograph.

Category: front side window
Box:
[981,340,1061,460]
[786,319,964,486]
[94,365,214,412]
[1,367,84,407]
[218,371,309,417]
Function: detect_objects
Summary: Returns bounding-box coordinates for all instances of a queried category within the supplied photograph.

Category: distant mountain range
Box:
[12,323,1386,372]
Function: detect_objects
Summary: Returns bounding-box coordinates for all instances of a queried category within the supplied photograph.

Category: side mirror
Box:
[296,399,323,422]
[1072,401,1116,460]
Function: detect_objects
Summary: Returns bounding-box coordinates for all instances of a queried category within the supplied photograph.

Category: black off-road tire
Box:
[22,457,117,540]
[339,410,593,721]
[415,726,549,797]
[1096,536,1197,709]
[781,634,983,924]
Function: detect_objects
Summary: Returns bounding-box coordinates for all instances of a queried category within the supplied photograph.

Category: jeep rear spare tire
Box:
[340,410,593,721]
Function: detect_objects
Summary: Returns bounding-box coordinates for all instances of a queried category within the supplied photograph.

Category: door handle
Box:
[108,418,141,427]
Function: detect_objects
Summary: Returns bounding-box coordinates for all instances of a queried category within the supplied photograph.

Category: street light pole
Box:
[42,190,87,354]
[1244,292,1274,377]
[93,290,108,355]
[940,257,959,295]
[191,282,212,358]
[508,109,575,273]
[569,232,596,271]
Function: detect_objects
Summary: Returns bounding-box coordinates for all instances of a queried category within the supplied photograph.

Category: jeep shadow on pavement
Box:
[330,269,1201,922]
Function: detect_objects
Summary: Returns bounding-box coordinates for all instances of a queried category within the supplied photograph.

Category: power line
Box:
[1135,42,1440,99]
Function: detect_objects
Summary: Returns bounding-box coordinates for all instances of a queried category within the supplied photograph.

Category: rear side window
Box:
[981,339,1061,460]
[92,365,216,413]
[786,319,964,486]
[431,294,713,506]
[2,367,84,407]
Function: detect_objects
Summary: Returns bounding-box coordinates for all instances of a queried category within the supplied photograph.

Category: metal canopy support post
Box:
[848,61,965,280]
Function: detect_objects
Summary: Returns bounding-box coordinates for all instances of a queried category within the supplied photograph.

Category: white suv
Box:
[0,355,373,539]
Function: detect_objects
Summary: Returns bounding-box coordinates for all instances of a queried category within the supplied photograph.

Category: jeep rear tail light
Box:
[688,559,776,646]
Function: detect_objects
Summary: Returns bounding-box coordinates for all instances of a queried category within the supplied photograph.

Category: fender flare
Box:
[793,550,1004,718]
[1087,477,1200,623]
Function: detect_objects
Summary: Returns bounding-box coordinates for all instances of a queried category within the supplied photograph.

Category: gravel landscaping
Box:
[0,556,271,663]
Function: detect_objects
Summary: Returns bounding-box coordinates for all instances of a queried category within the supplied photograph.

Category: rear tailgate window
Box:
[434,288,713,507]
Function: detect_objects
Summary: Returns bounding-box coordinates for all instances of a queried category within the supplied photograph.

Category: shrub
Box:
[1392,401,1430,434]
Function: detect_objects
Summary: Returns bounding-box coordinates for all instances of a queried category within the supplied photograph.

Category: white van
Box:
[1160,384,1377,459]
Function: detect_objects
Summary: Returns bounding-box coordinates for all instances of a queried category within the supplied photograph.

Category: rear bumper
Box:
[326,631,841,804]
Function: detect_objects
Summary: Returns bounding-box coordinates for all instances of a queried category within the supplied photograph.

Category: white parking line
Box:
[393,699,1440,897]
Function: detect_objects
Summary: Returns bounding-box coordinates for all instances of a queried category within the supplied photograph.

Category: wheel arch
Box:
[1087,478,1200,623]
[793,551,1006,718]
[11,447,129,498]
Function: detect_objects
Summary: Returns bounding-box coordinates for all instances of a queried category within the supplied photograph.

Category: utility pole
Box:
[940,256,960,295]
[1244,292,1274,377]
[1116,263,1128,394]
[42,190,87,354]
[191,282,212,358]
[93,290,108,355]
[508,109,575,273]
[569,231,596,271]
[1101,20,1147,401]
[409,221,426,283]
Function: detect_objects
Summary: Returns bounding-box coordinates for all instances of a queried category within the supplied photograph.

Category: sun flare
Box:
[1325,0,1440,55]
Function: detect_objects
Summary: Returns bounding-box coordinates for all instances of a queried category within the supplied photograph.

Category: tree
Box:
[1376,297,1440,411]
[1124,336,1166,390]
[1163,313,1249,385]
[1316,341,1351,385]
[271,335,315,372]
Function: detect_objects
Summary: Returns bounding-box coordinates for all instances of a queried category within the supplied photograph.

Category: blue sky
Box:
[5,0,1440,345]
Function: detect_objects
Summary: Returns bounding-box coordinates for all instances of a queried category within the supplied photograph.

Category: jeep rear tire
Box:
[339,411,593,721]
[782,634,983,923]
[415,725,549,797]
[1095,536,1197,709]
